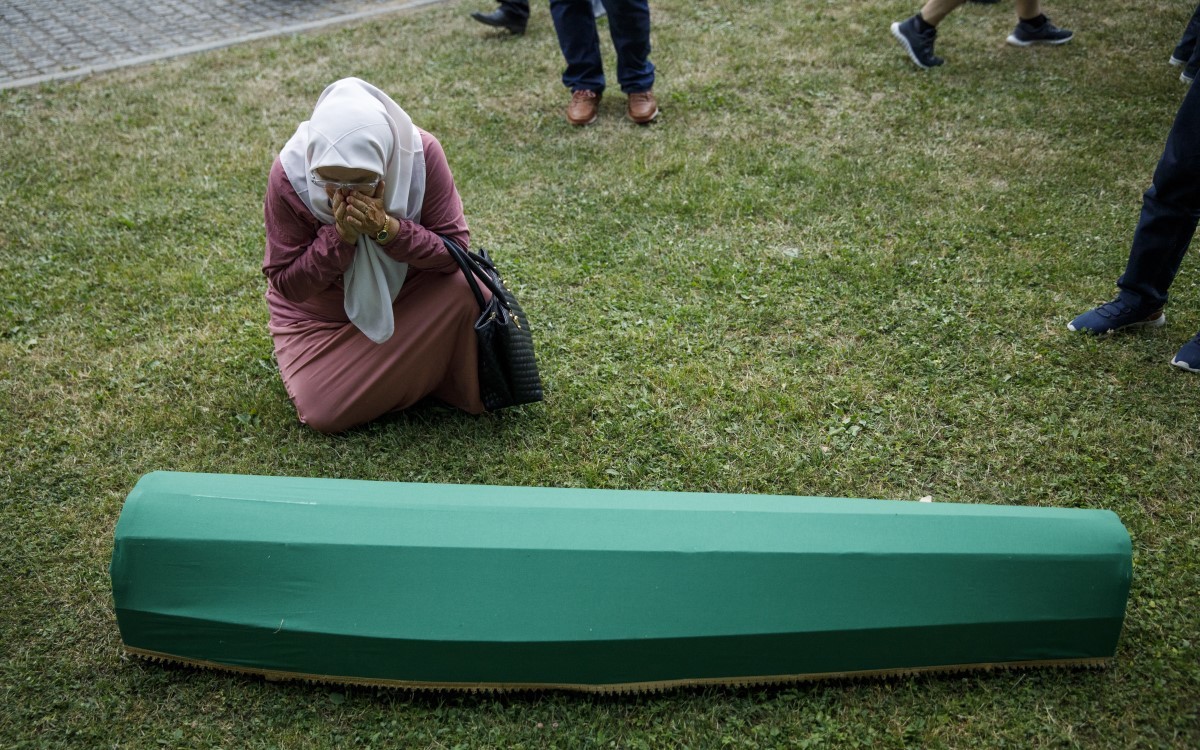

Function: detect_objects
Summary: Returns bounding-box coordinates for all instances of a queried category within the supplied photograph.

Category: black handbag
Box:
[442,236,544,411]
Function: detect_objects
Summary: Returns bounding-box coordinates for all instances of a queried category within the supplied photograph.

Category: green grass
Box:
[2,0,1198,746]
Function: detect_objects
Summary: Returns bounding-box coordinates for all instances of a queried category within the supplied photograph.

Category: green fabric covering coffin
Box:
[110,472,1132,692]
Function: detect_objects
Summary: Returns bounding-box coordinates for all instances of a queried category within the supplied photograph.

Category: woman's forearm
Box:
[264,223,356,302]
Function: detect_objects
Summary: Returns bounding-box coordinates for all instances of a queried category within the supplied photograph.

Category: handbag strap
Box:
[441,236,511,313]
[441,236,486,309]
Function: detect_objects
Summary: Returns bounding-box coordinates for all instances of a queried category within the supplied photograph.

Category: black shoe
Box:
[891,15,943,69]
[1006,17,1073,47]
[470,8,526,34]
[1171,331,1200,372]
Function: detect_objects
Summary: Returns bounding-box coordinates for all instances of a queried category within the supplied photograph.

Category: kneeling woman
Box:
[263,78,486,433]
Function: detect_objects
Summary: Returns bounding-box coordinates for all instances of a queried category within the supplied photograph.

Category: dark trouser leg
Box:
[600,0,655,94]
[1173,3,1200,61]
[550,0,606,93]
[1117,82,1200,308]
[497,0,530,23]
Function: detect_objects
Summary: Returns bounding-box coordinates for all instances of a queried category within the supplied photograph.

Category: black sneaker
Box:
[1170,41,1194,66]
[1170,331,1200,372]
[1006,18,1074,47]
[891,15,943,70]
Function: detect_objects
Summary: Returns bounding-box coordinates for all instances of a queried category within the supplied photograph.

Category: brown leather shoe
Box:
[566,89,600,126]
[626,90,659,124]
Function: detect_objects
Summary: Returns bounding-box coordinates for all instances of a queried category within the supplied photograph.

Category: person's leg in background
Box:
[600,0,658,123]
[1069,83,1200,371]
[470,0,530,34]
[551,0,606,125]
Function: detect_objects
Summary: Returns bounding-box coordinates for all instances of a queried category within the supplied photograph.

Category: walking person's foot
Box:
[1170,41,1194,66]
[1006,16,1073,46]
[1170,331,1200,372]
[1067,296,1165,335]
[470,8,526,34]
[891,15,944,69]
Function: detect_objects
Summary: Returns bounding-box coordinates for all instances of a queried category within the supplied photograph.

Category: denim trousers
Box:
[549,0,654,95]
[1117,81,1200,308]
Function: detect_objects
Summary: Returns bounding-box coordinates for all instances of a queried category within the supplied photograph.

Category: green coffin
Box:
[110,471,1132,691]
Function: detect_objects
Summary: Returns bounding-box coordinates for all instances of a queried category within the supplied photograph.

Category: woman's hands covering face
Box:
[330,181,388,244]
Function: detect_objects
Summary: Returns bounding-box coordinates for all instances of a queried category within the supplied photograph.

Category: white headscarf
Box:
[278,78,426,344]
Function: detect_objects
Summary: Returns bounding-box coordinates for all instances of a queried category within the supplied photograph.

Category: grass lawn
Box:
[1,0,1198,747]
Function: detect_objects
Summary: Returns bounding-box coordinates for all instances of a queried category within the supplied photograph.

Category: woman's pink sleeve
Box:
[378,132,470,272]
[262,159,357,302]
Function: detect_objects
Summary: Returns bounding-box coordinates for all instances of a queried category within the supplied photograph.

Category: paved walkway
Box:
[0,0,445,90]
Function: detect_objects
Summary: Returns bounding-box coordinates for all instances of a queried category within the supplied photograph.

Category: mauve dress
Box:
[262,129,486,433]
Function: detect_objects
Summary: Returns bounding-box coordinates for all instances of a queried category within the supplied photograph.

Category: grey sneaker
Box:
[1006,17,1074,47]
[891,15,943,70]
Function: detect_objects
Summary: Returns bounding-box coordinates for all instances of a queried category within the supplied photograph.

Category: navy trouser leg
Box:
[497,0,530,23]
[599,0,655,94]
[1173,3,1200,61]
[1117,82,1200,308]
[550,0,606,93]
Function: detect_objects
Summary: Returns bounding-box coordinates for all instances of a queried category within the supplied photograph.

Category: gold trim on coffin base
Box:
[123,645,1111,695]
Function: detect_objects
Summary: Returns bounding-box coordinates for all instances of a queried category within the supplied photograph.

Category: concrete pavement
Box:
[0,0,445,90]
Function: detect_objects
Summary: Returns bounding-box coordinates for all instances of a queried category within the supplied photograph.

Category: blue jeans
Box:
[549,0,654,95]
[1117,81,1200,308]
